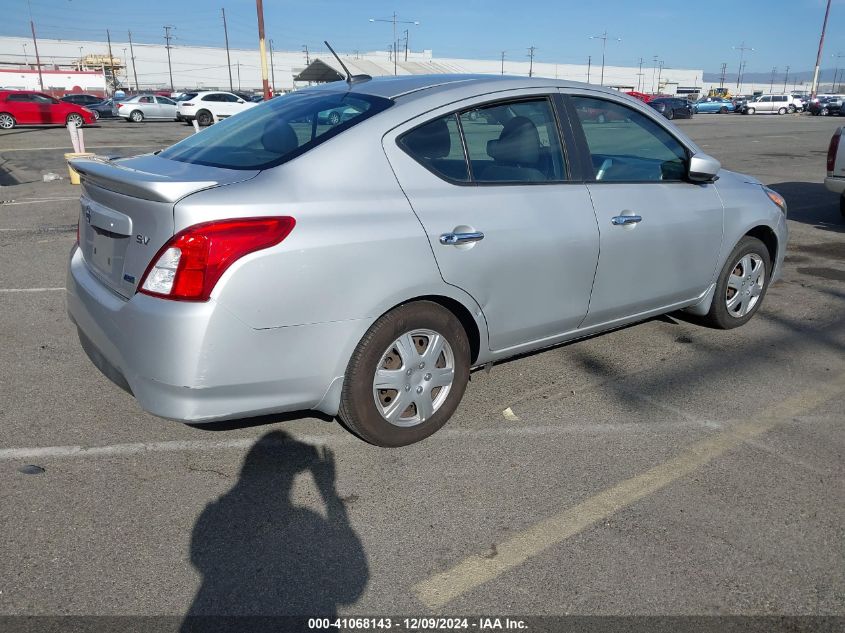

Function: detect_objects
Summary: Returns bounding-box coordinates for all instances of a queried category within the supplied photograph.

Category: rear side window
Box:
[459,99,566,182]
[398,114,469,182]
[160,90,392,170]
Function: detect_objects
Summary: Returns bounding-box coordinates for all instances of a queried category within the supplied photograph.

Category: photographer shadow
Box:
[182,431,368,631]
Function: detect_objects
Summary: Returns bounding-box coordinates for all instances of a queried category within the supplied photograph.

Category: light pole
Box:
[733,41,754,90]
[832,53,844,92]
[770,67,777,93]
[369,13,419,75]
[810,0,832,98]
[656,60,664,93]
[651,55,658,93]
[589,30,621,86]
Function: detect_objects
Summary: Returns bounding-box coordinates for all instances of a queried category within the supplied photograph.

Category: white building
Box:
[0,35,703,96]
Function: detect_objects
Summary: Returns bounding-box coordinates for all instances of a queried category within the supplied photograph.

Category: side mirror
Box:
[237,99,245,104]
[688,152,721,183]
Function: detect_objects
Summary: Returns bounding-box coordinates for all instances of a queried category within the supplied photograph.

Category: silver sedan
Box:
[67,75,788,446]
[117,94,178,122]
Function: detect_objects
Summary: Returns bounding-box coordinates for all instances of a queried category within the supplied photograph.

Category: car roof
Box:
[308,74,618,102]
[193,90,236,96]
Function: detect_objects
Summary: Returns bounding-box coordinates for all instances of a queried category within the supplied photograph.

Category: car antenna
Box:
[323,40,370,85]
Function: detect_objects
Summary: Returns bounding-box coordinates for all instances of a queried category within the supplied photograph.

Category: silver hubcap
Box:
[725,253,765,318]
[69,115,82,127]
[132,112,142,122]
[372,329,455,427]
[0,114,12,128]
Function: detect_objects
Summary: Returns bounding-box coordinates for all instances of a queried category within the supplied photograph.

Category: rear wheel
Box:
[129,110,144,123]
[66,113,84,127]
[0,113,15,129]
[339,301,471,447]
[196,110,213,126]
[702,236,771,329]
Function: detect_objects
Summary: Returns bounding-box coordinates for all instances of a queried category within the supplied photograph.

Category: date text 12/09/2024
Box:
[308,618,528,630]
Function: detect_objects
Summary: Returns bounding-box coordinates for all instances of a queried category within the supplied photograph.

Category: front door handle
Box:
[611,215,643,226]
[439,231,485,246]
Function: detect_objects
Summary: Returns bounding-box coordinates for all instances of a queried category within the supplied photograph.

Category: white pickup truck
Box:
[825,126,845,218]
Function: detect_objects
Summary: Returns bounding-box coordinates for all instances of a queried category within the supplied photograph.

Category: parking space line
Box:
[0,145,162,152]
[412,371,845,608]
[0,287,64,293]
[0,419,728,463]
[0,198,79,206]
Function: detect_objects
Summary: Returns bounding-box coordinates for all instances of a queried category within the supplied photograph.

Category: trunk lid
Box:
[73,154,258,299]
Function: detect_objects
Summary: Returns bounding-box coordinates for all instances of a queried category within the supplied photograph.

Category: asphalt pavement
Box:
[0,114,843,628]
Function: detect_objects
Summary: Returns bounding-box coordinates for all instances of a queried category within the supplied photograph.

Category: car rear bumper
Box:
[66,246,363,422]
[825,176,845,195]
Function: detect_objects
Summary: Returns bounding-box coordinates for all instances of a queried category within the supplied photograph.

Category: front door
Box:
[566,93,724,327]
[384,93,600,353]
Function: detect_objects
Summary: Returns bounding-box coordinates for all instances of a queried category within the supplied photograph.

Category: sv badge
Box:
[136,234,150,245]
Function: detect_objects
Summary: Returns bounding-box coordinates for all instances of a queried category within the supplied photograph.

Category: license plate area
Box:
[90,226,129,279]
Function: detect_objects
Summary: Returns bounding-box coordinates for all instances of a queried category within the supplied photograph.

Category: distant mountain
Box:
[703,68,841,84]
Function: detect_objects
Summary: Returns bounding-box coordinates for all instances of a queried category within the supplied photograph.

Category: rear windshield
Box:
[159,90,393,170]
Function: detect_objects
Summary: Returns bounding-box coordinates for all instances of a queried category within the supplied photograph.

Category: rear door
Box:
[564,92,723,327]
[383,91,600,352]
[6,93,39,124]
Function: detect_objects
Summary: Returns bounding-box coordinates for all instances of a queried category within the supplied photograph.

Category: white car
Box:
[176,91,257,126]
[742,94,802,115]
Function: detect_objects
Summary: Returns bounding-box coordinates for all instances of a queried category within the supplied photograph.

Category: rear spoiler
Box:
[70,156,218,203]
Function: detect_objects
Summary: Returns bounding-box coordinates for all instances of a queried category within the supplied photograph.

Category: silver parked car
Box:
[67,75,788,446]
[117,94,179,122]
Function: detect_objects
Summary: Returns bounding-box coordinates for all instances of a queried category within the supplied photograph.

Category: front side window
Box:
[399,114,468,182]
[157,96,176,105]
[160,90,392,170]
[571,96,688,182]
[458,99,566,182]
[139,96,153,104]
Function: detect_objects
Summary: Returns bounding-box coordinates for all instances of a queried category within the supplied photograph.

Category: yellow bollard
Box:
[64,152,95,185]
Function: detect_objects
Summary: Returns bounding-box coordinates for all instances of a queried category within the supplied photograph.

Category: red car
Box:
[0,91,96,129]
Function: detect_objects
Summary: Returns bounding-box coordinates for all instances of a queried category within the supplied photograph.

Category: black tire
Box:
[338,301,471,447]
[702,236,772,330]
[129,110,144,123]
[196,110,213,126]
[719,106,728,114]
[666,109,675,120]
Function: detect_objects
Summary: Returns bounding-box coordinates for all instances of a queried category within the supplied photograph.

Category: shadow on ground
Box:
[181,431,368,631]
[768,181,843,233]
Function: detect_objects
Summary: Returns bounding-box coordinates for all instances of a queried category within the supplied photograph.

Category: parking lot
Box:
[1,114,844,624]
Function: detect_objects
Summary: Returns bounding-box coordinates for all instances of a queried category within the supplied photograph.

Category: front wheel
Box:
[702,236,771,329]
[666,109,675,120]
[66,113,84,127]
[339,301,471,447]
[91,110,100,121]
[745,107,756,115]
[777,107,787,115]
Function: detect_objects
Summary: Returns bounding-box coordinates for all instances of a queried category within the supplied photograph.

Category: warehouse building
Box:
[0,35,705,96]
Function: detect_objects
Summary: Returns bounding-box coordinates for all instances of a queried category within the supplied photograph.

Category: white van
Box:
[742,94,803,115]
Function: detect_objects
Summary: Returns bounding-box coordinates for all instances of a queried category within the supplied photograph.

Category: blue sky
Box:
[8,0,845,73]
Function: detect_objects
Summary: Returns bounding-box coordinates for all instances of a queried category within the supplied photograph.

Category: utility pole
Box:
[163,25,175,93]
[657,60,664,93]
[832,53,845,92]
[128,31,139,92]
[269,39,276,95]
[733,41,754,90]
[636,57,644,92]
[403,29,409,61]
[369,13,419,76]
[237,60,241,91]
[769,66,777,93]
[810,0,832,98]
[783,65,790,92]
[106,29,115,96]
[719,62,727,89]
[738,60,746,92]
[302,45,310,65]
[527,45,535,78]
[651,55,658,93]
[28,13,44,90]
[255,0,270,100]
[222,8,233,92]
[590,30,621,86]
[587,55,591,83]
[500,50,505,75]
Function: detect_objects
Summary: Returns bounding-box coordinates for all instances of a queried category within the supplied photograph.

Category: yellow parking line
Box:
[413,371,845,608]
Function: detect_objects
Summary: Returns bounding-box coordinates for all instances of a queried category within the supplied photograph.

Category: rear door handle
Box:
[611,215,642,226]
[439,231,485,245]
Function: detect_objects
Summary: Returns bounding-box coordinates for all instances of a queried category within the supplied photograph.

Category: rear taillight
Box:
[827,128,841,173]
[117,103,123,109]
[138,217,295,301]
